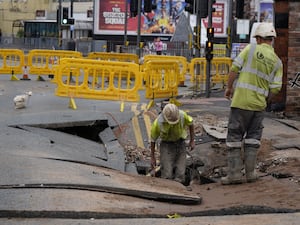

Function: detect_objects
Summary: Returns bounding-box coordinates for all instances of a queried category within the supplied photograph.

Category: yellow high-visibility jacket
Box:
[231,43,283,111]
[151,110,193,142]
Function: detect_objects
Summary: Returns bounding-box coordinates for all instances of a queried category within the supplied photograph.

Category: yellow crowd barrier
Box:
[87,52,139,64]
[54,58,142,109]
[143,60,180,108]
[189,57,232,88]
[27,49,83,80]
[211,57,232,85]
[142,55,188,85]
[0,49,25,80]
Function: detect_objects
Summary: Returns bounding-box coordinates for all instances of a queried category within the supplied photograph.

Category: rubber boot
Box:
[221,148,244,185]
[244,147,258,183]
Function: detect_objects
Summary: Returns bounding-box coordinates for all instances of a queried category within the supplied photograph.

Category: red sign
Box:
[203,2,226,36]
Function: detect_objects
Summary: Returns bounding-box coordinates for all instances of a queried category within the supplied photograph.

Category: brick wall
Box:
[286,1,300,117]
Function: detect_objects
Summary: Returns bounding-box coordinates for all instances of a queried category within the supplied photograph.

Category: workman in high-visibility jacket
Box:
[150,103,195,184]
[222,22,283,185]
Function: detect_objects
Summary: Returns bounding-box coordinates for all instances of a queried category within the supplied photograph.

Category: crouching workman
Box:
[222,22,283,185]
[150,103,195,184]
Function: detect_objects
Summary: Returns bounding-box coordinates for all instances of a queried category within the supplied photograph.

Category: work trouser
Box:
[160,139,186,184]
[223,108,264,184]
[226,107,264,149]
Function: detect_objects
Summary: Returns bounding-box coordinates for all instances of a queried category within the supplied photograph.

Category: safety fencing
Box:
[87,52,139,64]
[189,57,232,88]
[0,48,232,109]
[143,59,180,108]
[142,55,188,86]
[0,49,25,80]
[27,49,83,80]
[0,49,83,81]
[54,58,142,110]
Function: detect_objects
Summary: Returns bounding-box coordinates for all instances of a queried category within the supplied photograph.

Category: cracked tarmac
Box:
[0,76,299,224]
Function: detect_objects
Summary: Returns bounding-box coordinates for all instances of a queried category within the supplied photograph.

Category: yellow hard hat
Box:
[162,103,179,124]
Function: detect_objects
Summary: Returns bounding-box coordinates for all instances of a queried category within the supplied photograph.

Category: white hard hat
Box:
[253,22,277,38]
[162,103,179,124]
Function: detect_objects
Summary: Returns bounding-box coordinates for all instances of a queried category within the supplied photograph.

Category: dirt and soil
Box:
[120,103,300,215]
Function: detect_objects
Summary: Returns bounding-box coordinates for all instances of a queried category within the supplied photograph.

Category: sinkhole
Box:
[13,119,215,185]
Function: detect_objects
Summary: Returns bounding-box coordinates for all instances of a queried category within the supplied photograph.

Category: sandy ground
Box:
[121,105,300,215]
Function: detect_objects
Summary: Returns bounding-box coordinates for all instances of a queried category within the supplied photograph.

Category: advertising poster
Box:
[94,0,186,36]
[203,2,226,37]
[259,2,274,23]
[231,43,248,59]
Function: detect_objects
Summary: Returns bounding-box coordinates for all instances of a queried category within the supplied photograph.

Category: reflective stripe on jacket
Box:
[151,110,193,142]
[231,43,283,111]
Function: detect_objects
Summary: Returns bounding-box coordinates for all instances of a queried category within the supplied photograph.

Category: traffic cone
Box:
[21,66,31,80]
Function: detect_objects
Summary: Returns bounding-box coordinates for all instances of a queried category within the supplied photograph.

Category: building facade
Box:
[0,0,93,39]
[0,0,299,117]
[286,0,300,117]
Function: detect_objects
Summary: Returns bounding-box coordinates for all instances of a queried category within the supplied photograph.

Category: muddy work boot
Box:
[244,147,258,183]
[221,148,244,185]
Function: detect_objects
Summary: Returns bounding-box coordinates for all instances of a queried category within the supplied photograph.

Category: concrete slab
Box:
[105,140,126,172]
[99,127,117,144]
[0,126,111,169]
[20,125,107,160]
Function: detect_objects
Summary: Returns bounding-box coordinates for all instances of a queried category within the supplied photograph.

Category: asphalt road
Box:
[0,74,299,224]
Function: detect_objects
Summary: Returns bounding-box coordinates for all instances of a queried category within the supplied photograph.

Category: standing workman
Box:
[222,23,283,185]
[150,103,195,185]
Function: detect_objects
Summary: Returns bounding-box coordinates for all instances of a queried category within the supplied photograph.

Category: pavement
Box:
[0,74,299,224]
[0,213,299,225]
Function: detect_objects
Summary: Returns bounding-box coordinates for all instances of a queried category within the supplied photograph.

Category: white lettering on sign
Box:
[103,7,125,25]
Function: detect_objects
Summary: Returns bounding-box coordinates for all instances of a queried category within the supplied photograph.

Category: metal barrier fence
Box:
[1,37,246,59]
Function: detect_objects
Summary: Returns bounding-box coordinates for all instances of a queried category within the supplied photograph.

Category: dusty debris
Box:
[122,111,300,189]
[122,113,227,184]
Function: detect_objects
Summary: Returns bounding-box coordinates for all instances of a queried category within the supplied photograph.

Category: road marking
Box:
[131,103,144,148]
[141,104,152,144]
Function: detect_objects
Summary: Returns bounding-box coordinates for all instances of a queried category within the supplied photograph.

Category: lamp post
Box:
[136,0,142,58]
[58,0,62,47]
[124,0,128,46]
[70,0,73,39]
[226,0,233,57]
[205,0,214,98]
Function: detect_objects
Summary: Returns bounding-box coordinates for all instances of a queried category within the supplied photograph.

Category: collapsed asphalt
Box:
[0,75,299,223]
